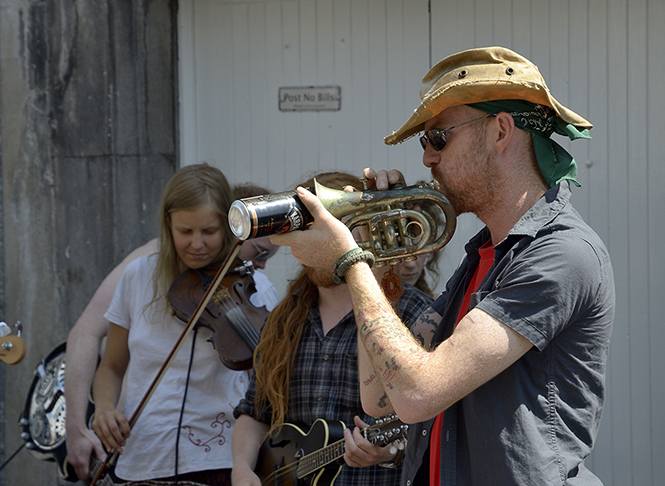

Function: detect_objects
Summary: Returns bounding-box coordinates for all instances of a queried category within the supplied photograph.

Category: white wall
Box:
[178,0,465,298]
[178,1,665,484]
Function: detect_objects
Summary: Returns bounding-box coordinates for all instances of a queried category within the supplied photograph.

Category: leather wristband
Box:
[332,248,375,284]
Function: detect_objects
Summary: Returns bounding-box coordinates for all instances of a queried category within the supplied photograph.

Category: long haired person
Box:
[91,164,274,486]
[231,171,434,486]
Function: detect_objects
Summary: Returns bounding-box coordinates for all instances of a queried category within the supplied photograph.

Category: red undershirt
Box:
[429,241,495,485]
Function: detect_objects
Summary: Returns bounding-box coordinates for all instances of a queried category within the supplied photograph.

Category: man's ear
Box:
[492,112,516,154]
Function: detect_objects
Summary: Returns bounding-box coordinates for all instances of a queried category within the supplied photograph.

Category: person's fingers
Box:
[295,186,329,217]
[85,428,108,464]
[361,168,406,190]
[92,411,129,453]
[342,428,364,468]
[353,415,370,429]
[388,169,405,186]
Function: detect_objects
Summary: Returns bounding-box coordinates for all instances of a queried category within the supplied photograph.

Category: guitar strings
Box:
[267,438,346,482]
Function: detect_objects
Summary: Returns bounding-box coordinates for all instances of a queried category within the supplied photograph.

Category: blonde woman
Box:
[92,164,271,486]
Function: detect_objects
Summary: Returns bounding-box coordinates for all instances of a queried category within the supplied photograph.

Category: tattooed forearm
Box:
[381,356,401,383]
[359,314,423,358]
[348,265,437,408]
[355,303,429,395]
[409,307,441,350]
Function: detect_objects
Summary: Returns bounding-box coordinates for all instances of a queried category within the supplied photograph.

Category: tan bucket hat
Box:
[384,46,592,145]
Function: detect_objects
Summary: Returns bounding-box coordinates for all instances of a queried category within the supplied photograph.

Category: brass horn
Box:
[227,180,456,265]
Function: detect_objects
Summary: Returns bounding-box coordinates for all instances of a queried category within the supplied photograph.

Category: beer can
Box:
[228,188,315,240]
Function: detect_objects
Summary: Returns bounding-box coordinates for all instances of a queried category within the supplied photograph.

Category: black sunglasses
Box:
[419,114,496,151]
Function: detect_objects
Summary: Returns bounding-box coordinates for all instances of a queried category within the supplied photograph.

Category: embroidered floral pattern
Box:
[182,412,232,452]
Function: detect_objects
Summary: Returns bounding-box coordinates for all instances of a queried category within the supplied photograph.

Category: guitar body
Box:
[0,334,26,364]
[255,414,408,486]
[19,341,116,484]
[19,342,73,479]
[256,419,346,486]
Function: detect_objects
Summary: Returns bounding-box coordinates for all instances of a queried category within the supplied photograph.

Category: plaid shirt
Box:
[234,284,433,486]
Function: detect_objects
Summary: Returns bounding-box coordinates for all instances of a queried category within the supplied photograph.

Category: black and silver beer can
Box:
[228,188,315,240]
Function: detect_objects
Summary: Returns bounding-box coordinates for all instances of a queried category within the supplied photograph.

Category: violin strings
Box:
[223,306,260,348]
[214,284,261,348]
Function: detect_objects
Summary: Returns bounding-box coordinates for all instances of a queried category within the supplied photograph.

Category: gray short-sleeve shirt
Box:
[402,183,615,486]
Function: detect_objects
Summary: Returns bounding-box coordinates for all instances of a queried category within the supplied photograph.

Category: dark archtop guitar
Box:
[255,414,408,486]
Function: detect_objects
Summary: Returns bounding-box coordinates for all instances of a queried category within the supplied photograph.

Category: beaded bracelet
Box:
[332,247,376,284]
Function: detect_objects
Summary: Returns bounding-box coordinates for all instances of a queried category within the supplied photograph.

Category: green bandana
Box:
[468,100,591,187]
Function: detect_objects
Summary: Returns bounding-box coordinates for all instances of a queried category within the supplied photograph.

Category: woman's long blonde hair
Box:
[152,164,236,306]
[253,171,364,435]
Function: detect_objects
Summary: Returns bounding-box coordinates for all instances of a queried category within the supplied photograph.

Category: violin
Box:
[91,247,259,485]
[168,258,269,370]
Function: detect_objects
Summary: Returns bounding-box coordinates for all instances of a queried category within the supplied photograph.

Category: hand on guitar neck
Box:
[69,407,118,486]
[64,388,118,484]
[65,420,108,481]
[342,416,405,468]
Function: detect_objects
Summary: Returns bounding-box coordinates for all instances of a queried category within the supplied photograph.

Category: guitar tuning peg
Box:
[15,320,23,337]
[0,322,10,337]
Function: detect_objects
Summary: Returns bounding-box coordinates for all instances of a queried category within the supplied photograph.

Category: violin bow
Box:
[91,241,242,485]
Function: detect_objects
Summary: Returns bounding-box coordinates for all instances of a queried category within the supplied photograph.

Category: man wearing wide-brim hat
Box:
[272,46,615,485]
